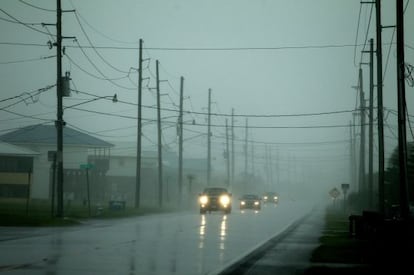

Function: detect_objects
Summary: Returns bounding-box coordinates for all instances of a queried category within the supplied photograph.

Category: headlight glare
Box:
[199,195,208,204]
[220,195,230,205]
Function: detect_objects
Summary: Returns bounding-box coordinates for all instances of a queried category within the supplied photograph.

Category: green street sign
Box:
[80,163,94,169]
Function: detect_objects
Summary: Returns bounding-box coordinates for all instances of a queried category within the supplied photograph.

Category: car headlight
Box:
[254,201,259,205]
[199,195,208,204]
[220,195,230,205]
[274,196,278,200]
[240,201,246,205]
[263,196,268,200]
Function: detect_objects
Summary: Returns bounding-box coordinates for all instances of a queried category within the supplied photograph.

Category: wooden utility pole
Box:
[358,68,366,196]
[251,139,255,177]
[368,38,374,209]
[56,0,64,218]
[375,0,385,215]
[135,38,143,208]
[396,0,409,219]
[207,89,211,186]
[231,108,235,185]
[178,76,184,204]
[156,60,163,207]
[226,119,230,187]
[244,118,248,174]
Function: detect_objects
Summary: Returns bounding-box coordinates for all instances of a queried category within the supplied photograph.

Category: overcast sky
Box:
[1,0,413,192]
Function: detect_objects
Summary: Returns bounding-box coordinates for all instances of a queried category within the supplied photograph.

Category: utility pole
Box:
[358,67,366,198]
[207,89,211,186]
[275,150,279,190]
[244,118,248,175]
[225,119,230,187]
[178,76,184,205]
[135,38,143,208]
[56,0,64,218]
[264,145,269,188]
[156,60,163,208]
[396,0,409,220]
[368,39,374,209]
[231,108,235,185]
[269,147,274,189]
[349,120,355,189]
[375,0,385,215]
[251,139,255,178]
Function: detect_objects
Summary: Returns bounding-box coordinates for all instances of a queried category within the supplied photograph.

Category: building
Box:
[0,124,113,203]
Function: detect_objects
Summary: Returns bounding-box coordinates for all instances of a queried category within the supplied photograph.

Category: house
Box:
[0,141,39,199]
[0,123,214,209]
[0,124,113,203]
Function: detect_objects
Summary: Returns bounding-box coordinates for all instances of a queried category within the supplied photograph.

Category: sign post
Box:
[329,187,341,207]
[80,163,94,217]
[341,183,350,211]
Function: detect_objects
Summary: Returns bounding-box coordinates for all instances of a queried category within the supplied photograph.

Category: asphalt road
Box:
[0,200,316,275]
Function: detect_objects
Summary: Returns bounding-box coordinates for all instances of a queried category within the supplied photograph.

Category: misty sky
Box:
[1,0,413,193]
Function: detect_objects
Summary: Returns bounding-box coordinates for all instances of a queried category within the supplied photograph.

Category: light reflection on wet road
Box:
[0,200,313,275]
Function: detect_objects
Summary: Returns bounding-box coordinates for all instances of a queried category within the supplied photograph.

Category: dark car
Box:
[239,194,261,210]
[262,192,279,204]
[198,187,232,214]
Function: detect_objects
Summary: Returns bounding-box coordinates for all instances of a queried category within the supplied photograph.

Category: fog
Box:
[1,0,413,207]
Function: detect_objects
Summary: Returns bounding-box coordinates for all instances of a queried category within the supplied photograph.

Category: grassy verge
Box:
[304,206,376,275]
[0,199,180,226]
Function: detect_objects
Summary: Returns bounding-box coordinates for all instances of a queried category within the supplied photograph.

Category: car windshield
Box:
[242,194,259,200]
[204,188,228,195]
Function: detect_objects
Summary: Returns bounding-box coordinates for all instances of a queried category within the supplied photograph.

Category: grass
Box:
[304,206,382,274]
[0,199,179,226]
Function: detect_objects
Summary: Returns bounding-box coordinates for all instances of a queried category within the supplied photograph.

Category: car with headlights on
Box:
[198,187,232,214]
[262,192,279,204]
[239,194,261,210]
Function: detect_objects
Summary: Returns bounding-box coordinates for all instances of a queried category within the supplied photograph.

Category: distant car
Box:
[198,187,232,214]
[262,192,279,204]
[239,194,261,210]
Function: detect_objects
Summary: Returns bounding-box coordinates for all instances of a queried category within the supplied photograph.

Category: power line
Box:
[0,55,55,65]
[0,9,55,36]
[18,0,55,12]
[73,11,131,74]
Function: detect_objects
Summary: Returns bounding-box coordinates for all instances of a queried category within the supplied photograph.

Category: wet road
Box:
[0,200,313,275]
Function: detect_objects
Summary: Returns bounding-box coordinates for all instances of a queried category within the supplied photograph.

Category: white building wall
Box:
[28,144,90,199]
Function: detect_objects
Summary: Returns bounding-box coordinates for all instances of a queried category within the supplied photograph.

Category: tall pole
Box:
[396,0,409,220]
[269,147,274,189]
[225,119,230,187]
[251,139,255,177]
[368,38,374,209]
[207,89,211,186]
[156,60,163,208]
[56,0,64,218]
[231,108,235,185]
[135,38,143,208]
[178,76,184,204]
[375,0,385,215]
[358,67,366,198]
[244,118,248,175]
[350,120,355,188]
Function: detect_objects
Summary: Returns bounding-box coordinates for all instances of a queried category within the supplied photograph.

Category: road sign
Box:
[329,187,340,199]
[80,163,94,170]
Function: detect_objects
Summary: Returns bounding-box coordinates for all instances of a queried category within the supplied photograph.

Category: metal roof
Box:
[0,124,113,148]
[0,141,39,156]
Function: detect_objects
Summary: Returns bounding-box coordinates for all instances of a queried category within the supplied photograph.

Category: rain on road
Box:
[0,200,314,275]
